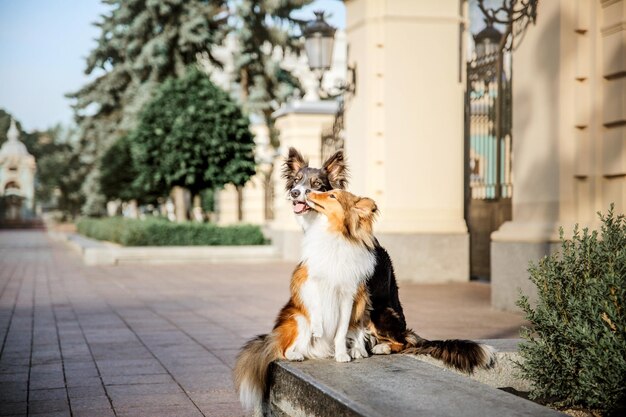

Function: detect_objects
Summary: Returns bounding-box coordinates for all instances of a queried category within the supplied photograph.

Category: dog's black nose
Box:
[290,189,300,198]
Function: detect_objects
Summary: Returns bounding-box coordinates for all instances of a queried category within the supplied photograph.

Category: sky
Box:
[0,0,346,132]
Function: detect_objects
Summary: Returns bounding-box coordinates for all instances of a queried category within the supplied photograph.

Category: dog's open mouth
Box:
[292,201,311,214]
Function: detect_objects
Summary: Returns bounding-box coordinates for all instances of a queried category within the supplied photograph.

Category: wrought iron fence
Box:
[321,99,345,161]
[466,51,512,200]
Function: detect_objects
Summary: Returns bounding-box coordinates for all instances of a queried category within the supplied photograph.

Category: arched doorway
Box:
[2,181,24,221]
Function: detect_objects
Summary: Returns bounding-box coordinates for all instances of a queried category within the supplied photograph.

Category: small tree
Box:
[131,68,256,219]
[37,141,87,219]
[100,135,165,206]
[517,206,626,415]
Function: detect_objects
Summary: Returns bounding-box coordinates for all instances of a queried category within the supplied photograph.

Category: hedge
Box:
[76,217,267,246]
[517,206,625,415]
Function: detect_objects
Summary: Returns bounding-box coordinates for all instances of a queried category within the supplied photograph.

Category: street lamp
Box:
[474,19,502,58]
[303,11,356,98]
[303,11,336,74]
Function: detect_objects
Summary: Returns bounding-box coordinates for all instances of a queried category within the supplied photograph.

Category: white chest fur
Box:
[299,215,375,344]
[301,215,375,290]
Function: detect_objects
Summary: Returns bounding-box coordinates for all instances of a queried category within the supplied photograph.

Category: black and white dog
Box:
[282,147,496,372]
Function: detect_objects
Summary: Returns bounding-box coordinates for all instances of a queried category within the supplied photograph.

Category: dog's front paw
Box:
[372,343,392,355]
[350,346,369,359]
[335,352,351,363]
[285,351,304,361]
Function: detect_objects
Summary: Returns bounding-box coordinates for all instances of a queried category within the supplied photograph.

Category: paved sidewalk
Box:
[0,230,526,417]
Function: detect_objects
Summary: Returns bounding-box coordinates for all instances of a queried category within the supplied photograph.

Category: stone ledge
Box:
[411,339,530,392]
[49,232,280,265]
[268,353,564,417]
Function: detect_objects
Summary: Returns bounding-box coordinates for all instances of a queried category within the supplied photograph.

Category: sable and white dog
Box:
[234,190,377,413]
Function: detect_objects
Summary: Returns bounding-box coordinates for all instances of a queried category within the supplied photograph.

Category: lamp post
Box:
[303,11,355,99]
[303,11,336,88]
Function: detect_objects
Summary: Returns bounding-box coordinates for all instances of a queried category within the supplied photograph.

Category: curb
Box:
[49,231,281,265]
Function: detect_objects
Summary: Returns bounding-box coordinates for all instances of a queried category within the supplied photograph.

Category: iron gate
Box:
[465,50,513,280]
[321,98,345,161]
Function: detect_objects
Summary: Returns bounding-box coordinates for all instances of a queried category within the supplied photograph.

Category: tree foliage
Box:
[67,0,318,213]
[67,0,230,213]
[131,68,256,197]
[99,135,164,204]
[37,141,87,219]
[228,0,312,147]
[517,206,626,415]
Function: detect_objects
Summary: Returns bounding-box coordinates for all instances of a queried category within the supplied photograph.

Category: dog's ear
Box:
[322,150,348,190]
[282,147,308,191]
[353,197,378,222]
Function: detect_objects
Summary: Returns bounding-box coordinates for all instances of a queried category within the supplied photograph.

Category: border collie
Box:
[234,190,378,413]
[282,147,496,369]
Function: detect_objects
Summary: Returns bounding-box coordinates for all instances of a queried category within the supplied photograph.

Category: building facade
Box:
[492,0,626,309]
[0,119,36,221]
[221,0,626,310]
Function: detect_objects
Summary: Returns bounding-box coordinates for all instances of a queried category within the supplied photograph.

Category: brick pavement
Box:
[0,230,526,417]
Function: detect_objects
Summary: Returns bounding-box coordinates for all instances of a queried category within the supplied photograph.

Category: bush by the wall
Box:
[76,217,266,246]
[517,206,626,415]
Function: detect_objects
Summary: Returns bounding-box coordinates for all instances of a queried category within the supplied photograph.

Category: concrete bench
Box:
[267,345,564,417]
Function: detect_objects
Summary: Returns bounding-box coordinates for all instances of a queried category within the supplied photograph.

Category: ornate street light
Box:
[474,19,503,58]
[303,11,336,75]
[303,11,356,98]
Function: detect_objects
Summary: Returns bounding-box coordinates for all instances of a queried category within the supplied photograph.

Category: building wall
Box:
[492,0,626,310]
[343,0,469,282]
[270,101,337,261]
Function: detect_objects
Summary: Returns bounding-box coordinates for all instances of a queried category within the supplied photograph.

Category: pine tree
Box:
[67,0,229,214]
[226,0,313,219]
[231,0,311,123]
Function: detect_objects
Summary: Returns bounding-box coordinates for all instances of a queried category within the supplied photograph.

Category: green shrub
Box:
[76,217,266,246]
[517,206,626,415]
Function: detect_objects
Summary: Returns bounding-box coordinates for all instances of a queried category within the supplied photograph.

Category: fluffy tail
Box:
[402,330,496,373]
[234,334,281,413]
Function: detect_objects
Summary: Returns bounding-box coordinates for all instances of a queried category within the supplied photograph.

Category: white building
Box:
[0,119,36,221]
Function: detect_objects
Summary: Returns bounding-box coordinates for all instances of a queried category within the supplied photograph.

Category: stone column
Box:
[270,100,338,260]
[601,0,626,211]
[491,0,626,310]
[216,123,272,226]
[344,0,469,282]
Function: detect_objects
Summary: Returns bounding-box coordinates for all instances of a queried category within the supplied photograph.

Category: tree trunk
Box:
[264,165,274,221]
[128,199,139,219]
[240,68,249,101]
[236,185,244,222]
[192,194,204,222]
[172,186,189,222]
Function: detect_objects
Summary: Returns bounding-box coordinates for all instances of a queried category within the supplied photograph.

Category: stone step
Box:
[268,354,565,417]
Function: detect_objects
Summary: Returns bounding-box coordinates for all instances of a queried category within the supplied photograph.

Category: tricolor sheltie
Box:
[233,150,496,413]
[234,190,378,412]
[281,148,496,367]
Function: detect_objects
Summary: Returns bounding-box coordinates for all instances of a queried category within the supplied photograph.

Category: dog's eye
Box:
[330,194,336,199]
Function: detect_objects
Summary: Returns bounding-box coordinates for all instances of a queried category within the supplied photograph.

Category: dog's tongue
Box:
[293,202,308,214]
